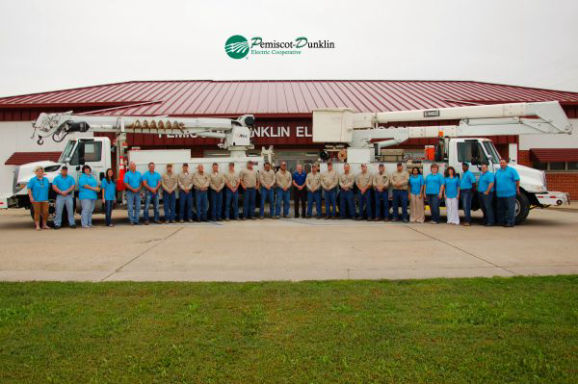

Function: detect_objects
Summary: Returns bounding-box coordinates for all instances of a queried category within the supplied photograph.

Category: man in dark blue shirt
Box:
[292,164,307,218]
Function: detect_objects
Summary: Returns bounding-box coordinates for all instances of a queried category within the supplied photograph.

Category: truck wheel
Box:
[515,193,530,225]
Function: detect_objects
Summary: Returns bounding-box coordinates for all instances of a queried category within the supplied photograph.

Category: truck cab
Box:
[10,137,111,209]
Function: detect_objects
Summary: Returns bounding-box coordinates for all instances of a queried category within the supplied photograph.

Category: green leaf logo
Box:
[225,35,249,59]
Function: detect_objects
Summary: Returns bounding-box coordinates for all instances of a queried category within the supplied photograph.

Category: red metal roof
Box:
[4,151,61,165]
[1,80,578,117]
[530,148,578,163]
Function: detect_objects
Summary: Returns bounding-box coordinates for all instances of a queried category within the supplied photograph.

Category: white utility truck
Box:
[313,101,573,224]
[6,112,269,219]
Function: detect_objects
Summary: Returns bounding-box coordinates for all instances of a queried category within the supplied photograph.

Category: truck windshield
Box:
[58,140,76,163]
[482,141,501,163]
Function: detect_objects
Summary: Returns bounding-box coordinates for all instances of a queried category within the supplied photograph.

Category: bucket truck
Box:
[6,112,272,220]
[312,101,573,224]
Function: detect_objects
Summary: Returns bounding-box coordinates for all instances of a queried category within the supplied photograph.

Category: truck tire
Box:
[515,193,530,225]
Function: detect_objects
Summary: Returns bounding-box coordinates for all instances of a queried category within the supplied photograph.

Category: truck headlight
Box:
[15,182,28,192]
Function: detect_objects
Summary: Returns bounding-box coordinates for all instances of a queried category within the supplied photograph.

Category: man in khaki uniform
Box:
[339,163,356,219]
[161,163,178,223]
[306,163,322,218]
[321,161,339,219]
[177,163,194,222]
[209,163,225,221]
[193,164,210,221]
[356,163,373,220]
[275,161,292,218]
[259,162,276,219]
[223,162,240,220]
[240,161,258,219]
[391,162,410,222]
[373,163,391,221]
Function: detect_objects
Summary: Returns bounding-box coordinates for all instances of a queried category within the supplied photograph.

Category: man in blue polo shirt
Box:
[123,161,143,225]
[292,163,307,218]
[495,158,520,227]
[142,162,162,224]
[52,166,76,229]
[459,163,476,226]
[478,163,495,226]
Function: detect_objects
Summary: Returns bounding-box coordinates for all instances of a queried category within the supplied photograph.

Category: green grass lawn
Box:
[1,276,577,384]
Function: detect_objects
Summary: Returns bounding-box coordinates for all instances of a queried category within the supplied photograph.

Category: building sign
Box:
[251,125,312,138]
[125,120,316,147]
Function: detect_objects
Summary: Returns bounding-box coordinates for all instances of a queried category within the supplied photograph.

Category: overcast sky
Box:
[0,0,576,97]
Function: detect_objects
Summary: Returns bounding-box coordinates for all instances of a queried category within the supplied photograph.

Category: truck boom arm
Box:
[31,112,255,148]
[312,101,573,148]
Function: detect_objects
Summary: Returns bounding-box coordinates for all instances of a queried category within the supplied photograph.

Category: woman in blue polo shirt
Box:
[424,164,444,224]
[408,167,425,223]
[78,165,100,228]
[27,166,51,230]
[101,168,116,227]
[444,166,460,225]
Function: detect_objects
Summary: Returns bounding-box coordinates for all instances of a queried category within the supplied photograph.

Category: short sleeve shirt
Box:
[142,171,161,189]
[460,170,476,190]
[425,173,444,195]
[123,171,142,189]
[444,177,460,199]
[408,175,424,195]
[79,174,98,200]
[27,177,50,202]
[495,166,520,198]
[52,175,75,192]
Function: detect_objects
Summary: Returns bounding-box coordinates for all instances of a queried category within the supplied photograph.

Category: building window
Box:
[533,161,578,172]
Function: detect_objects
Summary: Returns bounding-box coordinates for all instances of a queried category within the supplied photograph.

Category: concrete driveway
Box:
[0,208,577,282]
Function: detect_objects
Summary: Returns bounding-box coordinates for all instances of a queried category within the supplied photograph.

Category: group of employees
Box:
[26,157,520,230]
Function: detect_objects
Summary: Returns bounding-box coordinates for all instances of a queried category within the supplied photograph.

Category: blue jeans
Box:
[461,189,473,223]
[126,190,141,224]
[225,189,239,219]
[358,190,372,219]
[179,189,193,221]
[195,190,208,221]
[209,189,223,220]
[324,188,337,217]
[275,187,291,217]
[479,192,495,225]
[497,195,516,226]
[243,188,257,219]
[80,199,95,227]
[392,189,408,221]
[427,194,441,223]
[374,190,390,220]
[260,187,275,217]
[340,189,355,219]
[104,200,114,226]
[54,194,75,227]
[163,191,176,222]
[144,191,160,222]
[307,190,322,217]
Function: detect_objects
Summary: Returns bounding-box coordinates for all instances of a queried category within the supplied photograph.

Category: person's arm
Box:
[102,185,106,202]
[64,181,75,195]
[485,182,494,195]
[28,188,34,203]
[52,182,63,195]
[439,178,444,199]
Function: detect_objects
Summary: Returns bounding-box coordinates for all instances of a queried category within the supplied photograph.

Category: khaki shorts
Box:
[32,201,49,223]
